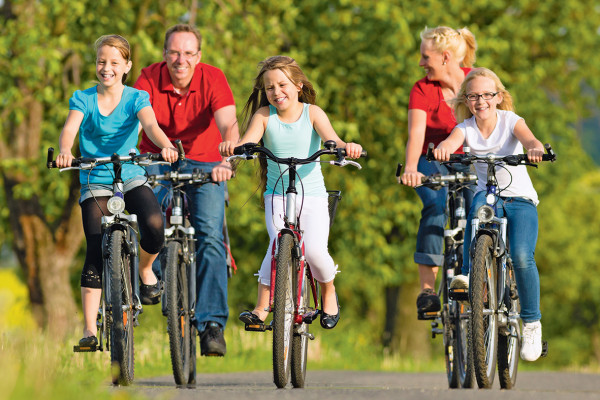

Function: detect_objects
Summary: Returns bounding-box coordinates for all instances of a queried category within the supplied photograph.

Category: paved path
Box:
[113,370,600,400]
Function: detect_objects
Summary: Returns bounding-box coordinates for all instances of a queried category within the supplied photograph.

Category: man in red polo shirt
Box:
[135,24,239,357]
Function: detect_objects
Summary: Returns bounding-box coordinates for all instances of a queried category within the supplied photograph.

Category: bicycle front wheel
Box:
[291,266,310,388]
[272,232,295,388]
[165,241,192,385]
[470,234,498,388]
[498,259,520,389]
[454,302,474,388]
[108,230,135,386]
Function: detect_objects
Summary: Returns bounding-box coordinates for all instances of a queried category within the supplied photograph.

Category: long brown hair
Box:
[240,56,317,197]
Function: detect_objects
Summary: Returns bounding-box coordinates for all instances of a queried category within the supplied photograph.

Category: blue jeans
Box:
[147,160,229,331]
[463,192,541,322]
[415,156,473,266]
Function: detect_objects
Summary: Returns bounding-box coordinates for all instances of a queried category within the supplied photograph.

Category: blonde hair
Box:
[241,56,318,199]
[420,26,477,68]
[94,35,131,83]
[450,67,514,123]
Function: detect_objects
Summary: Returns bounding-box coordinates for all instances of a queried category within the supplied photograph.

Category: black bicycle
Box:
[47,143,182,385]
[397,161,476,388]
[429,143,555,388]
[227,140,365,388]
[147,170,223,385]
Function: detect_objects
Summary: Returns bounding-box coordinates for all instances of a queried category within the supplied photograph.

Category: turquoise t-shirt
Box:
[263,103,327,197]
[69,85,150,186]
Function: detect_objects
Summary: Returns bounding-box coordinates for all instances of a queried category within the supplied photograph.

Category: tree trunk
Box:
[2,96,84,338]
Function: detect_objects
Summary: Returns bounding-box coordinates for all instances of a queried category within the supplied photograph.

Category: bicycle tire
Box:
[165,240,192,385]
[291,266,310,388]
[470,234,498,388]
[498,260,520,389]
[108,230,135,385]
[272,232,295,388]
[455,302,474,388]
[442,272,459,388]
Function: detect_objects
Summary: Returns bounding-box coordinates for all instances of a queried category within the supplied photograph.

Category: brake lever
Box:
[331,159,362,169]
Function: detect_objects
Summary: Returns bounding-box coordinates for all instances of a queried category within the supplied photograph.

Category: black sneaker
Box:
[416,288,441,313]
[200,321,226,357]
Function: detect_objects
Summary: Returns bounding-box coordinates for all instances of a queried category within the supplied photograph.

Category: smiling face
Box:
[263,68,303,113]
[163,31,201,90]
[419,39,446,81]
[96,45,131,89]
[464,76,503,122]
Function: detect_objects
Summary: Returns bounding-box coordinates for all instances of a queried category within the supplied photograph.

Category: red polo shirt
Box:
[409,67,471,154]
[134,62,235,161]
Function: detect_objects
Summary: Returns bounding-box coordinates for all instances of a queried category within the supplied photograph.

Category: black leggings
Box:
[80,185,164,289]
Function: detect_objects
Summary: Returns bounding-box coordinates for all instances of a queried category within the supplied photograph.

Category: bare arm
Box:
[310,105,362,159]
[137,106,178,163]
[211,105,240,181]
[56,110,84,168]
[513,119,544,163]
[218,107,268,157]
[433,127,465,161]
[400,109,427,186]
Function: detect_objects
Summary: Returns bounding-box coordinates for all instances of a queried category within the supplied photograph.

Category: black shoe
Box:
[140,280,164,305]
[320,294,340,330]
[239,311,265,325]
[78,336,98,347]
[416,288,441,313]
[200,322,226,357]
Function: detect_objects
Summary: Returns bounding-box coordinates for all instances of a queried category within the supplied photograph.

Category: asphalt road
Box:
[113,370,600,400]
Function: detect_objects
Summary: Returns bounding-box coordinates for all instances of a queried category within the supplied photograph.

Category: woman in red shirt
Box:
[399,26,477,314]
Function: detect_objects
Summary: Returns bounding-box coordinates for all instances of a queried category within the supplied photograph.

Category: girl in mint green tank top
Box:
[219,56,363,329]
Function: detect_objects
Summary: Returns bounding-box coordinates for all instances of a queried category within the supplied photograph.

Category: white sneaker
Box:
[450,274,469,290]
[521,321,542,361]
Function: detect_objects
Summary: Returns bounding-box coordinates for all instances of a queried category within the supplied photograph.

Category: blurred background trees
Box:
[1,0,599,367]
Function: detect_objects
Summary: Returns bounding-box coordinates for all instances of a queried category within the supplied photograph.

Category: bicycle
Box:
[47,143,183,385]
[227,140,365,388]
[146,169,225,385]
[426,143,555,389]
[397,162,477,388]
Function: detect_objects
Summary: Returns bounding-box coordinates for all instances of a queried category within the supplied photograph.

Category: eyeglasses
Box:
[465,92,499,101]
[165,50,199,60]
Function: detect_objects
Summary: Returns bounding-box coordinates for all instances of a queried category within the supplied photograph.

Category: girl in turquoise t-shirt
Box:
[219,55,362,330]
[55,35,178,347]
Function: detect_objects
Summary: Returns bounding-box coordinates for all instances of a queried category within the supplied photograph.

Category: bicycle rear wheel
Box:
[455,302,474,388]
[470,234,498,388]
[291,266,310,388]
[272,232,295,388]
[108,230,135,385]
[165,241,192,385]
[498,260,520,389]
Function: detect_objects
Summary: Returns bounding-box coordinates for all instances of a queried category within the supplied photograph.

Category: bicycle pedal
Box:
[73,344,98,353]
[448,288,469,301]
[541,340,549,357]
[302,310,320,324]
[418,311,440,320]
[244,322,272,332]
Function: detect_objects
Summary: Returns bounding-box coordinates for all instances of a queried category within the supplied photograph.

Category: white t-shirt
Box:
[455,110,539,205]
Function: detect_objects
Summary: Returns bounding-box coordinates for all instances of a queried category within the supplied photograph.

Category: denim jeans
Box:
[147,160,229,331]
[414,155,474,266]
[462,191,541,322]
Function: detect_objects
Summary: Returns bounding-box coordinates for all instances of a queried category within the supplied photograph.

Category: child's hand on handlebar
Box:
[161,147,179,163]
[526,147,544,163]
[56,151,74,168]
[345,142,363,159]
[433,145,452,162]
[219,141,237,157]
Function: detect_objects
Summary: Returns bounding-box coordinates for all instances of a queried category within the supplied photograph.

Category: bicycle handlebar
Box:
[227,140,367,169]
[146,170,216,186]
[425,142,556,166]
[46,140,185,170]
[396,163,477,189]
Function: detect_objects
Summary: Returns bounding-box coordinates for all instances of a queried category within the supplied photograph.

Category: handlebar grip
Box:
[396,163,403,178]
[174,139,185,161]
[544,143,556,161]
[47,148,55,169]
[360,150,367,158]
[233,142,258,155]
[426,143,435,161]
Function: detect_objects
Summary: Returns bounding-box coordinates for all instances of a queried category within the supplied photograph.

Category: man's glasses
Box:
[165,50,199,60]
[465,92,499,101]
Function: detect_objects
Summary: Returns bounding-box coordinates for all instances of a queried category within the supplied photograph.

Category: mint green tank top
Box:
[263,103,327,197]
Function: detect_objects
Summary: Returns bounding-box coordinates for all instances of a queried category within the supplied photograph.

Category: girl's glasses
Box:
[465,92,499,101]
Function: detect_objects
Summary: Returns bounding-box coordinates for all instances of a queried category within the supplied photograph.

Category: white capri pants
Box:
[258,194,338,285]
